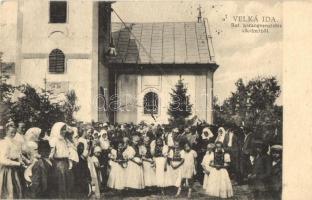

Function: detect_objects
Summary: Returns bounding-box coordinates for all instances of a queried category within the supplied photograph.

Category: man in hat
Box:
[240,127,254,183]
[269,145,282,200]
[248,140,272,200]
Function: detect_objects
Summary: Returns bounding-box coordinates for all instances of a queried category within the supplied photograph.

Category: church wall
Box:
[116,71,214,124]
[16,0,99,122]
[116,74,138,123]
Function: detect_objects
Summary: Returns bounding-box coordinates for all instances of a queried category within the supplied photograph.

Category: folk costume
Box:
[205,148,233,198]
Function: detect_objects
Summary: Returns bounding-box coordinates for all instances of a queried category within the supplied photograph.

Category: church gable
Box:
[109,21,215,65]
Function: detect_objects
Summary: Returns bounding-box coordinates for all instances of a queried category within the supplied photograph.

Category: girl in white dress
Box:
[107,142,126,190]
[151,137,168,195]
[141,136,156,188]
[166,140,183,188]
[176,141,197,198]
[201,143,215,190]
[123,135,144,189]
[205,142,233,198]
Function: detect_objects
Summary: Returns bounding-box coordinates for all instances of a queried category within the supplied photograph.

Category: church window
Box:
[49,49,65,73]
[49,1,67,23]
[144,92,159,115]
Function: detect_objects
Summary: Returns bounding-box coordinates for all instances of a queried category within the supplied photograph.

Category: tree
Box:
[5,84,80,132]
[168,78,192,126]
[214,76,282,141]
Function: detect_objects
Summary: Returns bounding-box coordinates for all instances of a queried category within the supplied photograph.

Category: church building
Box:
[12,0,218,124]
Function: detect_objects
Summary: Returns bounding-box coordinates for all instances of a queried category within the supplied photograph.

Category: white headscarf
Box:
[24,127,42,142]
[50,122,66,139]
[202,127,214,140]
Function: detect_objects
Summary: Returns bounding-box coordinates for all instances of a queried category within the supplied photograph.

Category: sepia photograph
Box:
[0,0,283,199]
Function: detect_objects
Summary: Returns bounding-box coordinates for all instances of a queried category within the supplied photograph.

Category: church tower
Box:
[15,0,113,122]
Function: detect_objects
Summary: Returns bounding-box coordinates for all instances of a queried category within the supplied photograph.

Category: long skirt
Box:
[107,162,126,190]
[205,168,233,198]
[165,161,182,187]
[143,160,156,187]
[125,161,144,189]
[0,166,23,199]
[53,158,70,199]
[154,157,166,187]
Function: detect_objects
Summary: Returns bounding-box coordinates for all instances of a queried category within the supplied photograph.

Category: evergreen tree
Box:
[168,78,192,125]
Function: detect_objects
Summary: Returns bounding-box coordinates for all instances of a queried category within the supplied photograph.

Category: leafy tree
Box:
[4,84,80,132]
[213,76,282,142]
[168,78,192,126]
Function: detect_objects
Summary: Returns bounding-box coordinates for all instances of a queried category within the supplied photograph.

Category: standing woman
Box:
[151,137,169,195]
[49,122,70,198]
[0,124,23,199]
[124,135,145,191]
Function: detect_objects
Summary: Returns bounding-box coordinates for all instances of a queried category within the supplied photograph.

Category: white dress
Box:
[205,152,233,198]
[180,150,197,179]
[123,146,144,189]
[201,152,214,189]
[151,142,169,187]
[140,145,156,187]
[165,148,183,187]
[107,149,126,190]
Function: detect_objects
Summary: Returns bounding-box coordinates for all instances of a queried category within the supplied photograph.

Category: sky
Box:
[0,0,283,105]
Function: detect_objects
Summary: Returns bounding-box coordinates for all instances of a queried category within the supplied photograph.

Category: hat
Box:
[271,145,282,152]
[103,122,108,127]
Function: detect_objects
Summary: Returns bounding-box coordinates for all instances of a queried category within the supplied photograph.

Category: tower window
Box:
[49,49,65,73]
[49,1,67,23]
[144,92,159,115]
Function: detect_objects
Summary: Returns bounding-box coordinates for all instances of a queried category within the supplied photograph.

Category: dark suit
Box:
[240,133,254,181]
[249,154,272,200]
[225,132,241,182]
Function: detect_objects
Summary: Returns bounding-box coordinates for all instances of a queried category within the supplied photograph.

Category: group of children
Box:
[105,134,234,198]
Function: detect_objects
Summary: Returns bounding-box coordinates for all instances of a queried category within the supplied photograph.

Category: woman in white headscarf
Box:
[49,122,70,198]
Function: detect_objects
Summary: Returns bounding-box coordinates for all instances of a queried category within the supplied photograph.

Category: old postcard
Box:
[0,0,308,199]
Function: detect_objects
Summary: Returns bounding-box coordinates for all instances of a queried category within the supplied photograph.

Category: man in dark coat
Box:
[269,145,282,200]
[240,128,254,183]
[248,141,272,200]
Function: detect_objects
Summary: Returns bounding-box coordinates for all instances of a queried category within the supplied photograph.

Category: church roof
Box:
[109,21,216,65]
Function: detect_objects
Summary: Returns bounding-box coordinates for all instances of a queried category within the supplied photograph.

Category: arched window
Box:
[144,92,158,115]
[49,49,65,73]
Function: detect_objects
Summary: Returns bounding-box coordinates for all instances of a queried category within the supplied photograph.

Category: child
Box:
[176,141,197,198]
[123,135,145,190]
[151,137,169,195]
[29,140,54,199]
[201,143,215,190]
[72,142,92,198]
[141,136,156,188]
[205,142,233,198]
[166,140,183,188]
[107,141,126,191]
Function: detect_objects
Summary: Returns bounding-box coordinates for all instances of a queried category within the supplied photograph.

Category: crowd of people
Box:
[0,120,282,199]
